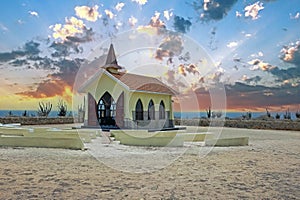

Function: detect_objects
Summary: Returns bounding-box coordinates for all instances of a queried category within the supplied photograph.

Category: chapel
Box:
[79,44,176,130]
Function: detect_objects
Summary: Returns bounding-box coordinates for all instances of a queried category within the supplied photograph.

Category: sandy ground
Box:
[0,125,299,199]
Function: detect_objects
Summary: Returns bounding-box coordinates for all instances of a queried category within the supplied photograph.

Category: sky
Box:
[0,0,299,113]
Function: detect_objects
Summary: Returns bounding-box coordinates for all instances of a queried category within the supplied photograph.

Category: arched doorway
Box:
[97,92,116,126]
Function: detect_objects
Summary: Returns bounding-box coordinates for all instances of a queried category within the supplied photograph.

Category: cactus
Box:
[37,102,52,117]
[283,108,291,120]
[296,112,300,119]
[266,108,271,118]
[57,99,67,117]
[296,107,300,119]
[206,106,211,118]
[22,110,27,117]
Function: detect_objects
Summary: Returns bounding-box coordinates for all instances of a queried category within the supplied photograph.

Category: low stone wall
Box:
[0,117,74,125]
[175,118,300,131]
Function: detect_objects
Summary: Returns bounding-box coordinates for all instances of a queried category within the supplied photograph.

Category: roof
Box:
[111,72,176,95]
[78,43,177,95]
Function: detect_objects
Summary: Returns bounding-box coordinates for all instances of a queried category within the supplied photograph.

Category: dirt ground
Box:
[0,125,299,199]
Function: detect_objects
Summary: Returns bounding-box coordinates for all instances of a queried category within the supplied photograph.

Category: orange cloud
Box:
[17,78,73,103]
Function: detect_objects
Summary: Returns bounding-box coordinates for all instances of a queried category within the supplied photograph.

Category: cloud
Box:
[155,34,184,60]
[245,45,300,83]
[17,79,68,99]
[131,0,147,6]
[280,40,300,64]
[0,23,8,32]
[192,0,238,22]
[50,17,95,46]
[242,75,262,84]
[28,11,39,17]
[17,58,85,101]
[75,5,100,22]
[115,2,125,12]
[236,11,242,18]
[51,17,86,41]
[104,9,114,19]
[17,19,25,25]
[9,59,29,67]
[227,41,238,48]
[251,51,264,58]
[222,82,300,110]
[128,16,138,27]
[248,59,275,71]
[50,26,94,58]
[0,40,40,63]
[290,12,300,20]
[245,33,252,38]
[244,1,264,20]
[178,63,200,76]
[66,27,94,43]
[50,41,81,58]
[173,15,192,33]
[163,10,173,21]
[149,12,166,29]
[269,67,300,81]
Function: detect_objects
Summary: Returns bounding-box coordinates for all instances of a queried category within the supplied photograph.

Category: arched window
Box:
[110,100,116,117]
[159,101,165,119]
[135,99,143,120]
[98,99,105,118]
[148,100,155,120]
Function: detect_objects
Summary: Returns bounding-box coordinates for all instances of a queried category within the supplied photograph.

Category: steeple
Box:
[103,44,122,74]
[105,43,118,65]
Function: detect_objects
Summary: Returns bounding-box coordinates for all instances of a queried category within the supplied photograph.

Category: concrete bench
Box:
[0,135,84,150]
[118,134,184,147]
[0,127,28,136]
[23,130,92,143]
[110,130,149,141]
[205,137,249,147]
[181,132,214,142]
[111,130,186,141]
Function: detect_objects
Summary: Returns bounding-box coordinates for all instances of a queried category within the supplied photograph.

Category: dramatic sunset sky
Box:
[0,0,299,112]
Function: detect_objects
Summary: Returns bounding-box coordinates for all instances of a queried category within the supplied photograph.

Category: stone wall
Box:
[0,117,74,125]
[175,118,300,131]
[1,117,299,131]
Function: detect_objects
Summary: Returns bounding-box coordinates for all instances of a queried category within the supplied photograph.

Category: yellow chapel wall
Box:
[86,72,174,121]
[128,92,173,120]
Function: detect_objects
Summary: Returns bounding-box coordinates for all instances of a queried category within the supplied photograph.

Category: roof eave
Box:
[129,89,174,96]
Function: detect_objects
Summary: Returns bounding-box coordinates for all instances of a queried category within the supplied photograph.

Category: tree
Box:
[57,99,67,117]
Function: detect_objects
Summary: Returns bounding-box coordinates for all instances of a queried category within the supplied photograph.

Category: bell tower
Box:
[102,44,122,74]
